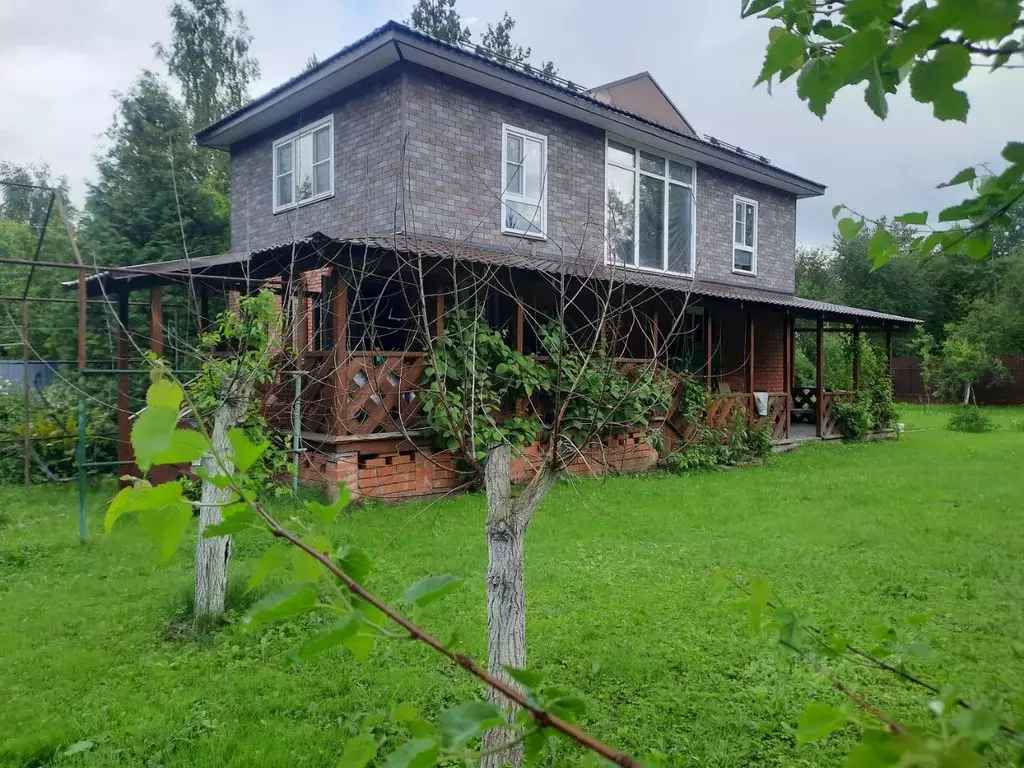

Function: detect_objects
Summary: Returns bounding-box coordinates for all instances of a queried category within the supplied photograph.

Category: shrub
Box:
[834,401,872,441]
[946,406,996,433]
[1011,418,1024,433]
[665,421,773,475]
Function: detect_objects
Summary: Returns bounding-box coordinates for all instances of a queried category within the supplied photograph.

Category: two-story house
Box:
[80,21,919,498]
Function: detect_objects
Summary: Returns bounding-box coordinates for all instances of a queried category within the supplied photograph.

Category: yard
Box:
[1,405,1023,767]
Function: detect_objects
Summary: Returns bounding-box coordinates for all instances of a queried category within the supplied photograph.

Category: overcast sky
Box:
[1,0,1020,247]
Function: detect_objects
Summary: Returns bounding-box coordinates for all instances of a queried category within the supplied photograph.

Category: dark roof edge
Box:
[195,22,825,198]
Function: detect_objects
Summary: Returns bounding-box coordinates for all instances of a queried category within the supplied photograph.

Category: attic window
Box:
[501,124,547,239]
[273,116,334,213]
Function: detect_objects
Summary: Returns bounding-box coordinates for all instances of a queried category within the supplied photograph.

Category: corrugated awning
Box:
[65,232,921,327]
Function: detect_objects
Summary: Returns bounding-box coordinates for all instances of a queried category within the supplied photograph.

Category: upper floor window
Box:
[733,196,758,275]
[501,124,547,238]
[606,138,695,275]
[273,116,334,213]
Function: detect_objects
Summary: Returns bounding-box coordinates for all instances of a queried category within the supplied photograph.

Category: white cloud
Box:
[2,0,1021,249]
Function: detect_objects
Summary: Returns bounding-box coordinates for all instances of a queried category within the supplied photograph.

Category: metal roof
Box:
[66,232,920,326]
[194,21,826,199]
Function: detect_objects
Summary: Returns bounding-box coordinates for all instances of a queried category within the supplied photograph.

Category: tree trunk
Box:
[195,385,250,619]
[964,382,973,404]
[481,443,558,768]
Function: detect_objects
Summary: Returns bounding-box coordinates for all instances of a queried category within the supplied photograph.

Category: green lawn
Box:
[2,405,1023,767]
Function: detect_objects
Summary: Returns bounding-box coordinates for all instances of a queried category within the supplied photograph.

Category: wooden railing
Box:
[669,390,791,443]
[820,390,856,438]
[333,352,427,436]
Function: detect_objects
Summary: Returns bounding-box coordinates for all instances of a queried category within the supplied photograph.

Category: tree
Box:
[915,328,1008,403]
[480,13,557,76]
[81,71,229,267]
[155,0,260,133]
[408,0,471,44]
[743,0,1024,266]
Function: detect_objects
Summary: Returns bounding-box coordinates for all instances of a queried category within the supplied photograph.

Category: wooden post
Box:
[198,285,209,334]
[886,326,894,381]
[705,309,713,391]
[150,286,164,358]
[331,275,348,436]
[435,291,445,341]
[781,315,790,395]
[815,317,824,438]
[746,311,755,394]
[294,280,309,356]
[791,319,798,388]
[117,288,132,477]
[651,311,660,363]
[515,300,525,354]
[852,322,861,392]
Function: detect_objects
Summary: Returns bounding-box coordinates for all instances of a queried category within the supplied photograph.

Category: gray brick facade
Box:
[228,63,799,295]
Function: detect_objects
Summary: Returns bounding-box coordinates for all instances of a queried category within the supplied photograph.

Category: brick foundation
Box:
[297,432,659,502]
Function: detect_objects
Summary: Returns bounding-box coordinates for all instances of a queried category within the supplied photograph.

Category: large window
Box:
[273,116,334,213]
[501,124,547,238]
[733,196,758,275]
[606,138,695,275]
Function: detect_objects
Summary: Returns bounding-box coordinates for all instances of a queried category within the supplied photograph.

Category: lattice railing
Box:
[757,393,790,441]
[334,353,427,436]
[820,390,855,438]
[706,393,751,431]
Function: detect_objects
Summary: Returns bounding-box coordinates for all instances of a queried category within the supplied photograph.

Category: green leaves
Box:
[303,485,351,525]
[400,575,463,608]
[838,217,866,240]
[336,545,373,585]
[437,701,505,748]
[381,738,439,768]
[867,227,897,268]
[201,501,260,537]
[894,211,928,226]
[339,734,378,768]
[104,481,192,562]
[938,167,977,189]
[797,56,836,118]
[863,61,888,119]
[132,379,207,473]
[909,44,971,122]
[757,29,806,86]
[951,706,1001,745]
[796,702,849,746]
[227,427,268,472]
[247,542,287,592]
[243,583,317,630]
[735,577,773,633]
[290,535,331,583]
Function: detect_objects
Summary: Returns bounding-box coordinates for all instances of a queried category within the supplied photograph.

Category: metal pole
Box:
[292,371,301,493]
[22,300,30,491]
[77,387,87,543]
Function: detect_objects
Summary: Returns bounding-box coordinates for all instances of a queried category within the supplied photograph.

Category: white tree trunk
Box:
[481,443,558,768]
[963,382,973,404]
[195,385,250,619]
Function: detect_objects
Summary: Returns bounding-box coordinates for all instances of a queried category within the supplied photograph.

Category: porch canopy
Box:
[66,232,921,448]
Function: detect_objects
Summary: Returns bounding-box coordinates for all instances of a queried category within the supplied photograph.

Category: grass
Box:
[1,404,1023,766]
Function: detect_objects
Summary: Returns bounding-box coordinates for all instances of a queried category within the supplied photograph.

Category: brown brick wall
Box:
[717,309,785,393]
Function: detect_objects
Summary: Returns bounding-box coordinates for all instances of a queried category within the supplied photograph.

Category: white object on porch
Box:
[753,391,769,417]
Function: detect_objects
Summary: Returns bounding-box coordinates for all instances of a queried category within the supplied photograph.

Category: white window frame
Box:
[500,123,548,240]
[603,135,697,277]
[272,115,335,214]
[732,195,758,276]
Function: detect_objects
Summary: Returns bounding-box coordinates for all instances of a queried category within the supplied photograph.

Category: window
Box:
[605,138,695,274]
[501,124,547,238]
[273,116,334,213]
[733,196,758,274]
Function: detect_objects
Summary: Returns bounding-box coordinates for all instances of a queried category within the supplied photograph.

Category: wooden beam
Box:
[705,310,713,391]
[852,322,861,392]
[790,318,797,389]
[331,275,348,436]
[515,300,525,354]
[816,317,824,438]
[886,326,894,380]
[782,315,790,395]
[294,280,309,356]
[746,312,755,393]
[435,290,445,341]
[150,286,164,357]
[117,288,134,480]
[651,311,660,361]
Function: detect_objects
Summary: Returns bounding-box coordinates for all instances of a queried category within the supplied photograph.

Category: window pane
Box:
[506,133,523,164]
[735,200,743,224]
[313,162,330,196]
[668,184,693,273]
[669,161,693,184]
[313,126,331,163]
[734,219,744,245]
[607,139,635,167]
[505,161,523,195]
[295,133,314,201]
[276,142,293,174]
[505,200,543,234]
[638,175,665,269]
[734,248,753,271]
[606,165,635,265]
[639,151,664,175]
[277,172,293,207]
[745,204,756,247]
[523,137,543,200]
